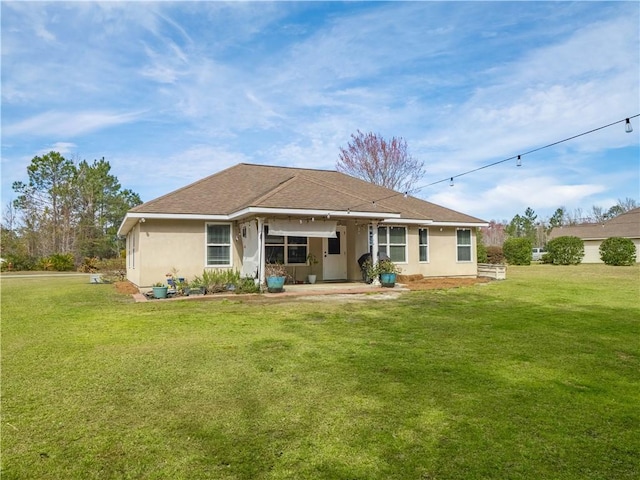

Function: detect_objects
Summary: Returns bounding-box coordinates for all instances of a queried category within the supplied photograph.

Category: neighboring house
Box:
[117,163,487,287]
[548,207,640,263]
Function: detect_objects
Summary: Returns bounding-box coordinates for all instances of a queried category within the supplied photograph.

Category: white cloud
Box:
[427,175,608,221]
[37,142,77,156]
[3,111,144,138]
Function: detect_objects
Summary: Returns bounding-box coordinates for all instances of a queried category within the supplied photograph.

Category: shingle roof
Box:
[548,207,640,240]
[129,163,485,223]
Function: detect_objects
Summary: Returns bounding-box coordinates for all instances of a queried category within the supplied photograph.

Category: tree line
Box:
[480,199,638,248]
[2,152,141,270]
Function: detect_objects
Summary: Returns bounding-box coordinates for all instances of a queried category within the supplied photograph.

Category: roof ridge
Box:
[246,173,299,207]
[296,171,392,210]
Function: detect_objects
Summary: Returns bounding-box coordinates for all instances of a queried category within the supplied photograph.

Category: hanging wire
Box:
[422,114,639,188]
[331,114,639,215]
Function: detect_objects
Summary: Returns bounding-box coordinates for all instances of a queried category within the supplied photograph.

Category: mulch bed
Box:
[114,281,140,295]
[398,275,492,291]
[114,276,492,298]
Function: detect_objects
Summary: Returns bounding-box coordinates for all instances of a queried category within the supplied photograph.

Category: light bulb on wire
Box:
[516,155,522,167]
[625,118,633,133]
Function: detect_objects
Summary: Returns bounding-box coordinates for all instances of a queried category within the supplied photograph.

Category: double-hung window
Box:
[206,223,232,266]
[419,228,429,262]
[265,228,308,264]
[456,228,472,262]
[377,226,407,262]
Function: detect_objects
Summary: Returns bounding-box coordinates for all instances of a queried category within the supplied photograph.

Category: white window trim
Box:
[264,227,309,265]
[419,228,429,263]
[456,228,473,263]
[378,225,408,264]
[205,222,233,267]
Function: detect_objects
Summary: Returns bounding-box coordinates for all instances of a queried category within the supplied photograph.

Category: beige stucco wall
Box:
[581,238,640,263]
[583,240,601,263]
[129,219,242,287]
[406,226,478,277]
[344,223,478,279]
[127,218,481,286]
[126,223,142,286]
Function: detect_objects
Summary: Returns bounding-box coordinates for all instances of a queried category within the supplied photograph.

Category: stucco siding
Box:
[134,219,241,286]
[583,241,602,263]
[393,226,478,277]
[125,224,142,286]
[581,238,640,263]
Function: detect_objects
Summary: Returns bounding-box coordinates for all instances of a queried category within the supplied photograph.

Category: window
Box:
[265,228,308,264]
[457,229,472,262]
[128,232,135,269]
[419,228,429,262]
[378,226,407,262]
[206,223,232,266]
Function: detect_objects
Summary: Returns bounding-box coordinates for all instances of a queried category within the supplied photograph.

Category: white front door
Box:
[323,225,347,280]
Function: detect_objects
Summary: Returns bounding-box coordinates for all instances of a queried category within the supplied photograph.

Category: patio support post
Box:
[371,221,379,264]
[257,217,266,286]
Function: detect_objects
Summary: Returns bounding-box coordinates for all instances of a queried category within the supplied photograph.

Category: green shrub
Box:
[486,246,505,264]
[546,236,584,265]
[235,277,261,294]
[201,269,244,293]
[38,253,75,271]
[1,253,37,271]
[599,237,637,266]
[503,238,532,265]
[476,229,488,263]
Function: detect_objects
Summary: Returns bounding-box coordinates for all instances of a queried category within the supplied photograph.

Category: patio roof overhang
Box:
[117,207,403,236]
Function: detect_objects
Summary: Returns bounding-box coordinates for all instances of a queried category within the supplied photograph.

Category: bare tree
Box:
[336,130,425,193]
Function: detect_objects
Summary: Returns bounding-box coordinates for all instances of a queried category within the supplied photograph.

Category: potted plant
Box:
[367,258,400,287]
[151,282,168,299]
[265,262,287,293]
[306,253,319,284]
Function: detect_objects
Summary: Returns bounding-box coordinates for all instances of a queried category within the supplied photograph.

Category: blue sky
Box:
[2,1,639,222]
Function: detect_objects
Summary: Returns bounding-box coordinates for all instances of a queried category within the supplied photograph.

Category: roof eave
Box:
[117,212,231,236]
[229,206,402,220]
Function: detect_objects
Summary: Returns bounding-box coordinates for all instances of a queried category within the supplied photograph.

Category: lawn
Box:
[1,265,639,479]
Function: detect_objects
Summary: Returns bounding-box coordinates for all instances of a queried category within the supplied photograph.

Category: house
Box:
[117,163,488,287]
[547,208,640,263]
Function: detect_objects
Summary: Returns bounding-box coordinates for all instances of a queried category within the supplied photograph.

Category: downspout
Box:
[257,217,266,286]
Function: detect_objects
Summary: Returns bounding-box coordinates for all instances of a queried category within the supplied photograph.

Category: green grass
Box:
[1,265,639,479]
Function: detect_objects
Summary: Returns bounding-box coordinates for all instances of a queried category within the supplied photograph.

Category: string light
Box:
[421,114,639,189]
[322,114,638,217]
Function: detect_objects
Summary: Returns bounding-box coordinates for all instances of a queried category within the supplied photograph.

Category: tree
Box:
[12,152,76,256]
[336,130,425,193]
[480,220,507,246]
[547,207,566,232]
[505,207,538,245]
[10,152,142,267]
[74,158,141,258]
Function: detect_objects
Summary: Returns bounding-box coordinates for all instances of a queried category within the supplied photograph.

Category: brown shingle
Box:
[548,208,640,240]
[130,163,486,223]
